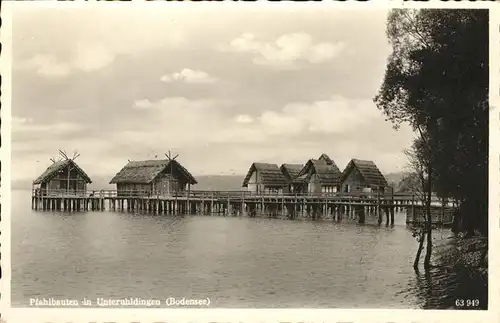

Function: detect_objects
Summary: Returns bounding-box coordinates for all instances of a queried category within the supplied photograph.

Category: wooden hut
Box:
[109,159,197,197]
[340,159,388,194]
[242,163,288,195]
[280,163,303,193]
[295,157,342,194]
[33,159,92,196]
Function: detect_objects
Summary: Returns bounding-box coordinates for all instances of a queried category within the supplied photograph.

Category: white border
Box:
[489,6,500,323]
[1,1,499,323]
[1,3,13,323]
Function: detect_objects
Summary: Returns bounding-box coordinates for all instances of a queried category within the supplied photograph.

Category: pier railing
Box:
[406,207,454,225]
[32,188,450,204]
[32,188,458,217]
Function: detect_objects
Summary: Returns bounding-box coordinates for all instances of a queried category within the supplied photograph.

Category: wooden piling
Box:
[358,205,365,224]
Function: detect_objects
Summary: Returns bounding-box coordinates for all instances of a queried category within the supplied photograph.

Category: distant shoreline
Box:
[12,172,404,192]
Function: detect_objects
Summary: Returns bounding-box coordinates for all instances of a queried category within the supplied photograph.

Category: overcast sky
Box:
[11,6,415,181]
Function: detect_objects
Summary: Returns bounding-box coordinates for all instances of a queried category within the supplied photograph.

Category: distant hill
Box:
[12,173,404,191]
[194,175,245,191]
[385,172,406,187]
[12,175,246,191]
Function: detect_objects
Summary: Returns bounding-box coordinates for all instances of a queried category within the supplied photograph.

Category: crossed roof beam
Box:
[50,149,80,164]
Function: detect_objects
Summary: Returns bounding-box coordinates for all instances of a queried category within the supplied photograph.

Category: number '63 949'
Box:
[455,299,479,307]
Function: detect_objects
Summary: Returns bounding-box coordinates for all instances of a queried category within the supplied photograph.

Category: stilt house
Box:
[294,154,342,194]
[280,163,304,193]
[109,159,197,197]
[340,159,388,194]
[33,158,92,196]
[242,163,288,195]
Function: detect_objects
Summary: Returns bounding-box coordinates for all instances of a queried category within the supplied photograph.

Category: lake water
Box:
[11,189,487,309]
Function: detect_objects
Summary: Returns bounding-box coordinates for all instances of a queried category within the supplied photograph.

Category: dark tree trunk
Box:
[413,228,426,271]
[462,200,476,238]
[424,167,433,271]
[451,207,461,233]
[464,226,476,238]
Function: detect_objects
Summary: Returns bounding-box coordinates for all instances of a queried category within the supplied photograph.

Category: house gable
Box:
[340,159,388,189]
[33,159,92,185]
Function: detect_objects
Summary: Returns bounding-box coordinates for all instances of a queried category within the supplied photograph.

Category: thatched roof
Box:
[341,159,388,187]
[109,159,197,185]
[280,164,304,184]
[297,159,342,185]
[318,153,342,170]
[295,173,309,184]
[318,153,334,165]
[242,163,288,187]
[33,159,92,185]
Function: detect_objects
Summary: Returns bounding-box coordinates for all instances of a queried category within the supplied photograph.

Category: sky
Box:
[11,6,415,182]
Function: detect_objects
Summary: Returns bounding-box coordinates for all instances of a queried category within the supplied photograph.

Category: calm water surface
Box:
[11,190,486,309]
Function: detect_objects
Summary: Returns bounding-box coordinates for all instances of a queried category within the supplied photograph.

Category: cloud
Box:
[127,95,392,146]
[221,32,345,68]
[210,96,384,143]
[73,42,116,72]
[14,8,186,77]
[21,55,72,77]
[235,114,254,124]
[124,96,227,147]
[132,96,218,112]
[12,116,84,136]
[12,116,34,125]
[126,96,283,147]
[160,68,217,84]
[19,42,115,78]
[133,99,154,109]
[258,95,382,134]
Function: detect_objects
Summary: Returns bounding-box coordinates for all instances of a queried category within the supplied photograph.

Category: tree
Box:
[396,174,419,193]
[404,136,434,270]
[374,9,488,240]
[403,141,429,271]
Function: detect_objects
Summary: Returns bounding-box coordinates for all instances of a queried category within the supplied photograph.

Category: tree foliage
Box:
[404,137,435,270]
[374,9,488,235]
[402,138,430,196]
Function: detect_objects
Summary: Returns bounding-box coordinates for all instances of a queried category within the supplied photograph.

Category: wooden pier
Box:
[31,189,454,226]
[405,206,454,226]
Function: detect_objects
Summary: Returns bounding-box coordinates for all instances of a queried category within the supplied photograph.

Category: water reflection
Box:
[401,239,488,310]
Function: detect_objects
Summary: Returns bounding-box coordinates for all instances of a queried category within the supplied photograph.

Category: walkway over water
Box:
[31,189,455,226]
